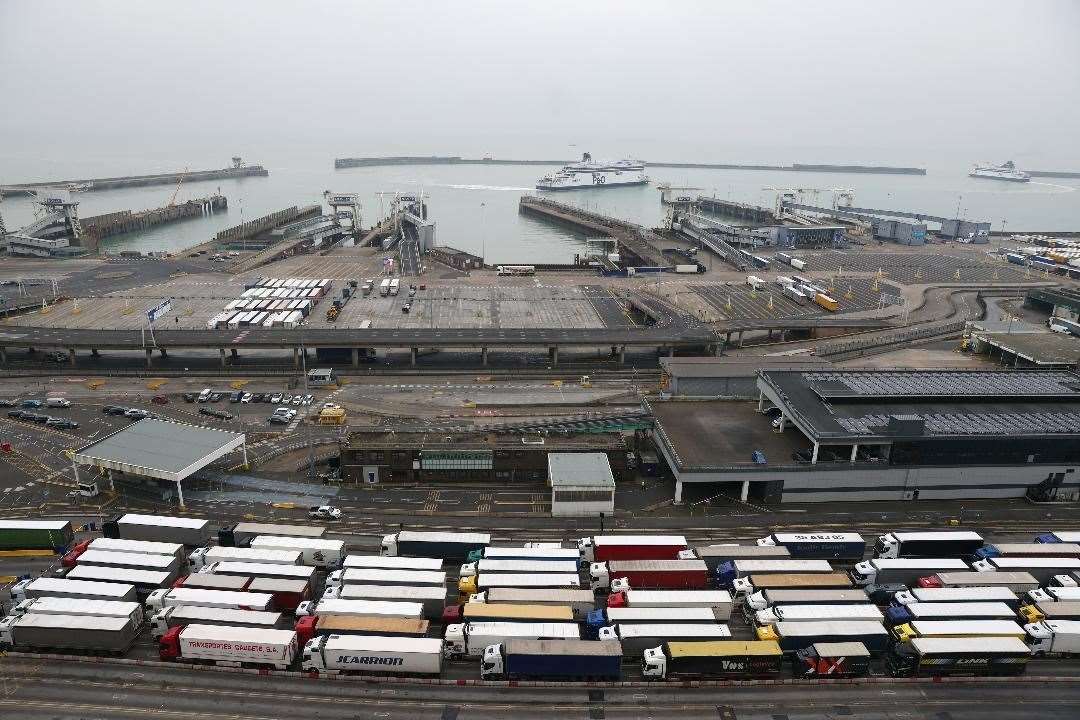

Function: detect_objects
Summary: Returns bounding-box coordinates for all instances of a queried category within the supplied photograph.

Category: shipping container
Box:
[11,576,138,603]
[146,587,275,612]
[150,605,285,639]
[599,623,732,657]
[294,614,429,645]
[756,533,865,562]
[0,613,139,653]
[590,559,709,592]
[381,530,489,560]
[219,522,327,547]
[577,535,687,563]
[159,624,298,670]
[886,636,1030,677]
[757,620,891,654]
[0,519,73,551]
[326,584,447,619]
[482,639,623,681]
[105,514,214,546]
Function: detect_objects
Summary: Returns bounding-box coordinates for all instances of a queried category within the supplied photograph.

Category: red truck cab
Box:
[60,539,93,568]
[159,626,183,661]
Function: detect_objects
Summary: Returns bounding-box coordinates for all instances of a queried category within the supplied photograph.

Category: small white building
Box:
[548,452,615,518]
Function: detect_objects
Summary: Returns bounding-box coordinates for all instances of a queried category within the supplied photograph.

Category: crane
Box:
[167,167,189,207]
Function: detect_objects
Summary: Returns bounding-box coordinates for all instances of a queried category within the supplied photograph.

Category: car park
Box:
[241,393,253,403]
[309,506,343,520]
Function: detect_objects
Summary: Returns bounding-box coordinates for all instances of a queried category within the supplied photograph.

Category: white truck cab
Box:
[642,645,666,679]
[576,537,595,562]
[731,578,755,596]
[610,576,631,594]
[443,624,467,658]
[481,643,504,679]
[380,534,397,556]
[460,562,479,578]
[295,601,316,616]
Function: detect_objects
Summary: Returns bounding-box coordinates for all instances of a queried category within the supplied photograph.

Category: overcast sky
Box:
[2,0,1078,167]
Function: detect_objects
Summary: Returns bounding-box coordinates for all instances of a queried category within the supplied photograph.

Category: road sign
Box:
[146,299,171,324]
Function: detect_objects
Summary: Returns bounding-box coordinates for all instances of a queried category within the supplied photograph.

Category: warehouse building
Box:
[652,369,1080,504]
[548,453,615,518]
[340,430,628,485]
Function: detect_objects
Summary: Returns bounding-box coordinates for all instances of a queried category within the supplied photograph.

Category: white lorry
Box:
[145,587,274,612]
[189,546,303,571]
[1024,619,1080,655]
[149,605,284,639]
[248,535,346,569]
[159,624,298,670]
[9,596,144,625]
[443,621,580,659]
[301,635,443,675]
[295,598,424,619]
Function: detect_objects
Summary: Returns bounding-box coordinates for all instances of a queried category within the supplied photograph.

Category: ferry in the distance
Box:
[969,160,1030,182]
[536,153,648,190]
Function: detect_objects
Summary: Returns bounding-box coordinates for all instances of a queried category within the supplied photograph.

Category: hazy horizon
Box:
[3,0,1079,175]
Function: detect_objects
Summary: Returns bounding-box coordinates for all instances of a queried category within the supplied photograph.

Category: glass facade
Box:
[420,450,494,471]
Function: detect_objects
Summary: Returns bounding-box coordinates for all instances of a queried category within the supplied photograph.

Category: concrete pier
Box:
[518,196,669,267]
[82,195,227,252]
[0,165,268,198]
[695,196,776,224]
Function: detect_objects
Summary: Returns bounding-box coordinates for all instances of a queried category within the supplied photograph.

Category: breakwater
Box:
[81,196,226,252]
[335,156,927,175]
[0,165,268,197]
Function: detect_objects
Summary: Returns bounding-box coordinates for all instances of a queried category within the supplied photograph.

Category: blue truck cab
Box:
[884,605,914,626]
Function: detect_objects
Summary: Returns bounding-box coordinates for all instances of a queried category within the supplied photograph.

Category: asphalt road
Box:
[0,656,1077,719]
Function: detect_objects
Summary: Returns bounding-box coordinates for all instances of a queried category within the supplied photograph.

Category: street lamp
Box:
[480,202,486,263]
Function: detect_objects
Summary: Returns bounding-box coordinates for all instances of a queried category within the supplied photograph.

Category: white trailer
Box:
[343,555,444,571]
[873,531,984,559]
[199,561,316,584]
[459,559,580,578]
[443,621,581,658]
[609,589,733,613]
[75,549,181,576]
[145,587,275,612]
[1024,619,1080,655]
[1027,587,1080,604]
[189,546,303,571]
[474,547,578,562]
[470,588,597,617]
[324,584,448,619]
[460,573,582,596]
[597,606,730,625]
[790,258,807,271]
[177,573,252,591]
[302,634,443,675]
[850,558,970,586]
[249,535,346,569]
[892,602,1017,621]
[223,522,327,547]
[895,587,1019,606]
[86,537,186,561]
[10,577,138,603]
[924,571,1040,592]
[109,513,214,546]
[150,605,284,639]
[66,564,174,593]
[9,596,144,625]
[327,568,447,590]
[162,624,298,670]
[743,589,870,613]
[754,604,883,626]
[598,623,732,657]
[972,557,1080,584]
[295,598,424,619]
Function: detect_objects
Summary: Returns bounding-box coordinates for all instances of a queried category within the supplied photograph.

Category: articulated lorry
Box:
[381,530,489,560]
[742,589,869,616]
[886,602,1016,626]
[343,555,444,571]
[458,572,581,598]
[1026,586,1080,604]
[327,584,447,619]
[72,549,182,576]
[248,577,311,612]
[894,587,1020,610]
[150,605,285,638]
[586,606,729,637]
[972,556,1080,585]
[9,596,143,625]
[732,572,854,597]
[189,546,303,571]
[757,621,892,654]
[756,533,865,562]
[443,603,574,625]
[918,570,1039,592]
[677,545,790,572]
[590,559,709,592]
[294,614,429,644]
[0,613,139,653]
[891,619,1026,644]
[443,621,581,659]
[146,587,275,612]
[577,535,687,563]
[873,531,984,559]
[851,558,970,587]
[598,623,732,657]
[159,624,298,670]
[642,640,783,681]
[715,560,834,592]
[460,559,579,578]
[470,588,596,617]
[755,603,883,626]
[200,561,316,585]
[481,639,623,681]
[1024,619,1080,655]
[64,537,185,566]
[249,535,346,569]
[105,514,214,546]
[467,546,578,563]
[886,636,1031,677]
[295,598,424,619]
[607,589,732,613]
[792,641,871,678]
[218,522,327,547]
[1019,601,1080,624]
[10,577,138,603]
[302,635,444,675]
[66,564,174,596]
[328,568,447,590]
[973,543,1080,560]
[1035,531,1080,544]
[0,519,73,552]
[174,573,252,591]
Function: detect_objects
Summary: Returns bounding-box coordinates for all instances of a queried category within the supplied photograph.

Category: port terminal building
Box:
[651,369,1080,504]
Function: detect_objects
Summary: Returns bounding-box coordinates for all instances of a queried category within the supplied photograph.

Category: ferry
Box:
[969,160,1030,182]
[537,153,648,190]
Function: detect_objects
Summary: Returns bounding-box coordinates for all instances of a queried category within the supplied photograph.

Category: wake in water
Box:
[1028,181,1077,193]
[409,182,535,192]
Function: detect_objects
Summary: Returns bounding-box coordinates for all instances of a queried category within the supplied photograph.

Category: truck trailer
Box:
[743,589,870,615]
[792,641,871,678]
[607,589,733,613]
[886,636,1031,677]
[1026,586,1080,604]
[458,572,580,597]
[73,549,181,576]
[294,614,429,645]
[891,619,1026,643]
[327,584,446,618]
[757,621,892,654]
[886,602,1016,626]
[973,543,1080,560]
[66,537,185,565]
[590,559,709,592]
[732,572,853,597]
[873,532,984,559]
[1019,601,1080,624]
[894,587,1020,610]
[460,559,579,578]
[0,519,73,551]
[678,545,790,571]
[150,605,285,639]
[1035,531,1080,544]
[328,568,447,590]
[481,639,623,681]
[444,621,581,659]
[105,514,214,546]
[917,570,1039,592]
[218,522,327,547]
[443,603,575,625]
[189,546,303,571]
[716,559,834,590]
[66,564,174,595]
[756,533,865,562]
[10,577,138,603]
[470,588,596,617]
[851,558,970,586]
[302,635,443,675]
[200,561,316,584]
[247,577,311,612]
[295,598,424,619]
[343,555,444,571]
[586,606,729,636]
[248,535,346,569]
[380,530,489,560]
[146,587,275,612]
[8,596,143,625]
[642,640,783,680]
[1024,619,1080,655]
[577,535,687,563]
[755,604,883,626]
[972,556,1080,584]
[0,613,139,654]
[598,623,732,657]
[174,573,252,591]
[467,546,579,563]
[159,624,298,669]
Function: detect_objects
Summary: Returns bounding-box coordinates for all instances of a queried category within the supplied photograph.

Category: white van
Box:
[197,388,213,402]
[46,398,71,408]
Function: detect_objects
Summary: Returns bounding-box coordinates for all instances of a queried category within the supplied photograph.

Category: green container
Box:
[0,520,74,551]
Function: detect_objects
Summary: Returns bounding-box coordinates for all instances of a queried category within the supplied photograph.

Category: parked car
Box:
[151,395,169,405]
[102,405,127,415]
[124,409,151,420]
[209,392,224,403]
[230,391,243,403]
[183,393,197,403]
[309,505,343,520]
[281,395,293,404]
[197,389,212,402]
[46,418,79,430]
[241,393,254,404]
[291,396,302,406]
[0,399,16,407]
[302,394,313,405]
[270,393,283,404]
[28,413,50,423]
[268,415,290,425]
[20,399,42,408]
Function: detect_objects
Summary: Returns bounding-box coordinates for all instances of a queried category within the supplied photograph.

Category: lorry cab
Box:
[641,645,666,679]
[380,534,396,556]
[576,537,594,562]
[466,549,484,563]
[481,643,504,679]
[460,562,479,578]
[443,624,466,658]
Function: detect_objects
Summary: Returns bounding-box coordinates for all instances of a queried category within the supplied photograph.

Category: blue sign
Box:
[146,299,172,324]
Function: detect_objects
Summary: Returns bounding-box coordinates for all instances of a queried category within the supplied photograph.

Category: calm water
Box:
[3,147,1079,264]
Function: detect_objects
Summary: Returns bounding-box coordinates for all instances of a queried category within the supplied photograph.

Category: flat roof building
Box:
[548,452,615,518]
[652,369,1080,505]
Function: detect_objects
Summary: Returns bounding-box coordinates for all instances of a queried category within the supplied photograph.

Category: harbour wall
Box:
[82,196,227,252]
[1,166,268,197]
